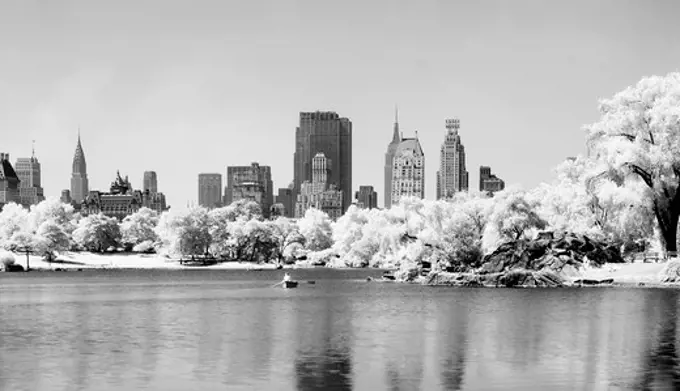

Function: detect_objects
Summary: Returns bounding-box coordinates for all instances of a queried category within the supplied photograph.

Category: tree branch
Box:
[624,163,654,188]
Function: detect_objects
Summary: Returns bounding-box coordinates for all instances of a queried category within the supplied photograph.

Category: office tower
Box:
[275,183,295,218]
[143,171,158,193]
[390,132,425,206]
[293,111,352,213]
[295,152,343,219]
[355,185,378,209]
[0,153,20,208]
[436,118,468,200]
[198,173,222,208]
[70,133,89,203]
[384,107,401,209]
[15,145,45,206]
[225,163,273,216]
[479,166,506,194]
[60,189,72,204]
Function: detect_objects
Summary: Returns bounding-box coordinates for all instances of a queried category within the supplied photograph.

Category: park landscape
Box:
[3,72,680,288]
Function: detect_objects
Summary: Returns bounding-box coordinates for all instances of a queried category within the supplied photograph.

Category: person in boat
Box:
[283,272,292,282]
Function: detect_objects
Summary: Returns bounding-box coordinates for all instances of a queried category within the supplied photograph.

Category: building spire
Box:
[392,104,401,143]
[31,140,35,159]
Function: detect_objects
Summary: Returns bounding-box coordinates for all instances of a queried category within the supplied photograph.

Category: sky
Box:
[1,0,679,210]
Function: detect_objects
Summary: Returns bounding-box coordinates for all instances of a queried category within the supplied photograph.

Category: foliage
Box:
[34,221,70,255]
[0,250,16,268]
[120,207,159,251]
[0,203,30,250]
[585,72,680,252]
[155,208,211,259]
[298,208,333,251]
[72,213,121,252]
[482,189,546,253]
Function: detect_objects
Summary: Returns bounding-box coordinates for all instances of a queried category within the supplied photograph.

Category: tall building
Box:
[0,153,20,208]
[294,111,352,213]
[81,171,169,219]
[143,171,158,193]
[225,163,273,215]
[70,133,89,203]
[479,166,505,194]
[436,118,468,200]
[390,133,425,206]
[295,153,344,220]
[60,189,72,204]
[384,107,401,209]
[355,186,378,209]
[15,148,45,206]
[275,183,295,218]
[198,173,222,208]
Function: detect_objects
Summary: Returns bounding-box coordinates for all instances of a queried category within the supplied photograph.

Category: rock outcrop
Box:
[425,269,565,288]
[659,260,680,283]
[481,232,623,278]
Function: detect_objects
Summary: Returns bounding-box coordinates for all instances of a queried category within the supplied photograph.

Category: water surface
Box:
[2,269,680,390]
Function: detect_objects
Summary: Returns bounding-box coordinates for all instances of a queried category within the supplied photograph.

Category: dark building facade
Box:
[198,173,222,208]
[225,163,273,216]
[0,153,20,208]
[479,166,505,194]
[81,171,169,219]
[70,134,89,203]
[275,185,295,218]
[355,185,378,209]
[294,111,352,213]
[143,171,158,193]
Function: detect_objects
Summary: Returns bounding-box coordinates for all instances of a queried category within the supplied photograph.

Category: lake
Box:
[1,269,680,391]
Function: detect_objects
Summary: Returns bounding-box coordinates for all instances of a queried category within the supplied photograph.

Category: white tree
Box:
[155,208,211,260]
[120,207,159,252]
[34,221,70,260]
[298,208,333,251]
[28,198,77,236]
[0,203,30,251]
[482,189,547,253]
[269,218,305,263]
[72,213,121,252]
[585,72,680,252]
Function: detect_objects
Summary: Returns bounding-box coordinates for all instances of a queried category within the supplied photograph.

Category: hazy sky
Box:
[1,0,679,209]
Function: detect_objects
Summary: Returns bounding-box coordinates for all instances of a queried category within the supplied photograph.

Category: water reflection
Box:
[3,272,680,390]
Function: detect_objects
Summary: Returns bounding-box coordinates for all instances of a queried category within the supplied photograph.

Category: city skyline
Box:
[2,1,680,209]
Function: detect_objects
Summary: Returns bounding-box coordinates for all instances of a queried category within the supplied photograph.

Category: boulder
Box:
[659,260,680,283]
[395,266,420,282]
[499,269,564,288]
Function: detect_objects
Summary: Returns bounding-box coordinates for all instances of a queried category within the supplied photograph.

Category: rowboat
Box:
[283,280,299,289]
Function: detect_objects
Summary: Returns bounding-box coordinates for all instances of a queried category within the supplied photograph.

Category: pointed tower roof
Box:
[72,131,87,175]
[392,105,401,143]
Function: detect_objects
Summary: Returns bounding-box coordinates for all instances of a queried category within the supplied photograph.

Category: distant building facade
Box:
[390,133,425,206]
[275,185,295,218]
[225,163,273,216]
[143,171,158,193]
[15,154,45,207]
[81,171,168,219]
[479,166,505,194]
[198,173,222,208]
[0,153,20,208]
[294,111,352,213]
[60,189,72,204]
[295,153,344,220]
[70,134,89,203]
[436,118,468,199]
[355,185,377,209]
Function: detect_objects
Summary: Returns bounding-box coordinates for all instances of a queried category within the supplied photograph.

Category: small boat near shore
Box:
[283,280,299,289]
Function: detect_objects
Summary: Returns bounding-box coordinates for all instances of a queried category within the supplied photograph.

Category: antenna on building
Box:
[32,140,35,159]
[415,130,419,139]
[395,104,399,124]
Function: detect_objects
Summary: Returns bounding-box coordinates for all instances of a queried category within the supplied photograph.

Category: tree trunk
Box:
[654,199,680,253]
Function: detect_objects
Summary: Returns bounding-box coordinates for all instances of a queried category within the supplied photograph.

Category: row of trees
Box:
[0,72,678,267]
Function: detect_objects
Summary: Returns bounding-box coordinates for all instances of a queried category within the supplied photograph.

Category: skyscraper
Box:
[436,118,468,199]
[70,133,89,203]
[294,111,352,213]
[143,171,158,193]
[479,166,505,194]
[390,133,425,206]
[198,173,222,208]
[225,163,273,214]
[295,152,344,219]
[15,152,45,207]
[355,185,378,209]
[384,107,401,209]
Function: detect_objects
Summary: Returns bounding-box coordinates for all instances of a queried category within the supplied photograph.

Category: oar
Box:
[272,281,284,288]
